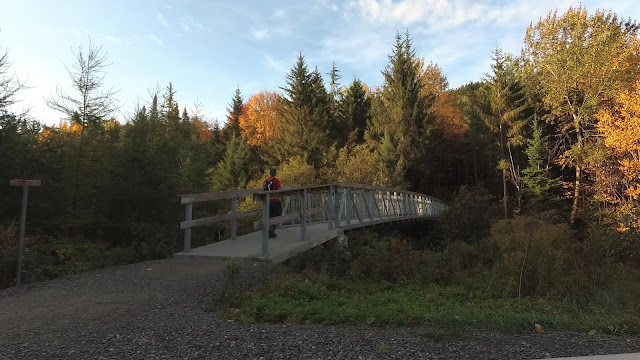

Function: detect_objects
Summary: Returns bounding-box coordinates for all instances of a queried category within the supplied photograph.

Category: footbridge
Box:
[175,182,447,263]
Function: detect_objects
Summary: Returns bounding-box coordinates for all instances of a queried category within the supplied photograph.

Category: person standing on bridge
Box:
[263,168,282,238]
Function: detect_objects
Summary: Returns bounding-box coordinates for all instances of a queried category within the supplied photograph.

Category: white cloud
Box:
[157,13,168,27]
[105,34,118,43]
[319,31,389,65]
[346,0,584,31]
[148,34,163,46]
[273,8,287,18]
[179,16,206,32]
[263,55,288,73]
[251,28,269,40]
[69,28,92,39]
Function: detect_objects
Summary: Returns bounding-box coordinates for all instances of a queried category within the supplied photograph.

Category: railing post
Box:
[15,185,28,285]
[231,197,238,240]
[327,185,334,230]
[184,203,192,252]
[345,188,351,225]
[301,189,307,241]
[412,195,417,216]
[388,191,395,217]
[261,193,270,257]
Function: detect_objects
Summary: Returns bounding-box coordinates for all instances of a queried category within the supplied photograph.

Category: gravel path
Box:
[1,257,639,359]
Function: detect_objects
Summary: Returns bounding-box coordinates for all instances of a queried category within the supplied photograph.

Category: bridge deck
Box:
[175,215,435,263]
[175,221,344,263]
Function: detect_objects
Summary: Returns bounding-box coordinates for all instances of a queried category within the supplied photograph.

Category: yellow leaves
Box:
[594,82,640,229]
[61,122,83,134]
[432,91,467,145]
[416,58,448,99]
[38,128,53,141]
[38,122,83,142]
[239,91,282,147]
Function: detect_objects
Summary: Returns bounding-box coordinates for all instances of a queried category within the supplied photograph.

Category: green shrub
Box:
[129,222,178,260]
[416,240,499,288]
[441,186,492,244]
[349,234,419,282]
[286,240,351,276]
[491,216,578,297]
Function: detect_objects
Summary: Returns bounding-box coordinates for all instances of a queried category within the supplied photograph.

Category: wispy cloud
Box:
[317,28,389,65]
[148,34,163,46]
[273,8,287,18]
[69,28,92,38]
[105,34,118,43]
[345,0,579,31]
[319,0,339,12]
[263,54,288,73]
[179,16,206,32]
[157,13,168,27]
[251,28,269,40]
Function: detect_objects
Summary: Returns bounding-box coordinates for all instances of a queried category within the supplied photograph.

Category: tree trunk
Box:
[570,121,583,225]
[503,169,508,219]
[570,165,581,224]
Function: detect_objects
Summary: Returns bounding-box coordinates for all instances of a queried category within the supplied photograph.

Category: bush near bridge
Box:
[221,196,640,335]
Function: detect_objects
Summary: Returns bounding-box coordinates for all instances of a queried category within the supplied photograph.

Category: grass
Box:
[223,273,640,335]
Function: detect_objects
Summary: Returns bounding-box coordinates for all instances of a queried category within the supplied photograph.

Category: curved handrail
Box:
[179,182,448,255]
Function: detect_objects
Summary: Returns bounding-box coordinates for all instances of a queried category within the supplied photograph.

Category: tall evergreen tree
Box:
[339,78,370,144]
[484,47,527,217]
[208,136,252,191]
[365,31,429,190]
[275,53,329,168]
[221,87,243,142]
[521,117,559,211]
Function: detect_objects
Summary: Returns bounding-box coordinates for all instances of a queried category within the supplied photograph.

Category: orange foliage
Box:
[595,83,640,229]
[191,116,213,142]
[432,91,468,145]
[239,91,282,147]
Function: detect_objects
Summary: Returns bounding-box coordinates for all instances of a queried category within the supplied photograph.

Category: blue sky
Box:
[1,0,639,126]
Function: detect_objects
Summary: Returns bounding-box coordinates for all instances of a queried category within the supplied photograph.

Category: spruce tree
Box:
[339,78,370,144]
[276,53,328,168]
[365,31,427,189]
[222,87,243,142]
[521,117,559,211]
[209,136,251,191]
[484,47,527,217]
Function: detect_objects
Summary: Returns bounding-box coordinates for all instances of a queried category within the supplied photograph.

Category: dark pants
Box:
[268,201,282,238]
[269,201,282,218]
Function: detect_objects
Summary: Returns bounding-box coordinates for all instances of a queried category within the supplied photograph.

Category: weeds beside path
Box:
[1,257,640,359]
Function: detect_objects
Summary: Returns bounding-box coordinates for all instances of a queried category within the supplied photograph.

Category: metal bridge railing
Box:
[179,182,447,257]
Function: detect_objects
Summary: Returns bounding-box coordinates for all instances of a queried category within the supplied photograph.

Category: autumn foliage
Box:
[238,91,282,147]
[594,83,640,230]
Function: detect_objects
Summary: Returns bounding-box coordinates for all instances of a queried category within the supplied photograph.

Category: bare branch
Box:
[45,38,120,126]
[0,45,27,111]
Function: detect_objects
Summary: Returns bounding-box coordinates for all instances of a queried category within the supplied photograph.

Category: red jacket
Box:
[264,176,282,203]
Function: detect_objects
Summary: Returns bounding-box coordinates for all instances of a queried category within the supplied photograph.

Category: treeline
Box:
[1,6,639,285]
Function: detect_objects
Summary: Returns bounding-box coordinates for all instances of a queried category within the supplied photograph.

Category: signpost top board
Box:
[10,179,41,187]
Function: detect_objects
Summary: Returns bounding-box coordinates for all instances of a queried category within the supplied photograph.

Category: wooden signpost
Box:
[10,179,41,286]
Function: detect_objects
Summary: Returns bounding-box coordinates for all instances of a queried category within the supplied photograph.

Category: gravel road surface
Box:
[1,257,639,359]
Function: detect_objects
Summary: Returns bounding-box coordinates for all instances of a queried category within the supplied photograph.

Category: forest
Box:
[1,3,640,308]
